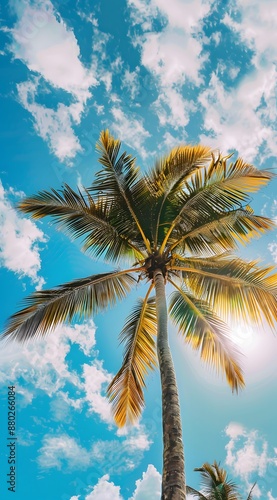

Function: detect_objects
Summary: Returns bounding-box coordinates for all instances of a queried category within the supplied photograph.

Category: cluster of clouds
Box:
[225,422,277,499]
[69,464,162,500]
[0,317,153,474]
[0,179,46,289]
[4,0,276,164]
[9,0,97,161]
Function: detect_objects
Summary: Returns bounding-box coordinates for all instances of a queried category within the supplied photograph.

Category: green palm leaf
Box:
[195,461,241,500]
[18,184,145,262]
[90,130,151,252]
[145,145,212,245]
[172,256,277,326]
[169,206,275,256]
[3,271,136,342]
[107,288,157,426]
[160,155,273,252]
[169,283,244,392]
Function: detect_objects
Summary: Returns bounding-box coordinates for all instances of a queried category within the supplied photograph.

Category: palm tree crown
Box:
[3,130,277,499]
[187,460,256,499]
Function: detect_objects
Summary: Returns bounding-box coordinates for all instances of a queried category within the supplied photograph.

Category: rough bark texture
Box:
[154,269,186,500]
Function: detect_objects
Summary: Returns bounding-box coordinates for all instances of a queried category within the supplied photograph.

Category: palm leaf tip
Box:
[107,292,157,427]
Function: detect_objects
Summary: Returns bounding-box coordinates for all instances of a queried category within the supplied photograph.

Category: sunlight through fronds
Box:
[159,153,274,252]
[174,257,277,327]
[169,282,244,392]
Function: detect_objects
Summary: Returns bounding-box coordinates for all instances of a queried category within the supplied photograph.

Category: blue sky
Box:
[0,0,277,499]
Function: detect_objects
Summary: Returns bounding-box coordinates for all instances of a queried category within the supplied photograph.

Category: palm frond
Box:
[186,485,209,499]
[246,483,256,500]
[172,257,277,327]
[195,461,241,500]
[18,184,145,262]
[169,206,275,256]
[107,288,157,426]
[145,145,212,246]
[90,130,151,252]
[3,271,136,342]
[160,154,274,253]
[168,281,244,392]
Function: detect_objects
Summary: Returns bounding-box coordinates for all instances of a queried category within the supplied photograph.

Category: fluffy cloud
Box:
[90,427,152,476]
[222,0,277,68]
[86,475,123,500]
[0,321,96,398]
[11,0,96,99]
[225,423,277,498]
[0,319,152,475]
[0,179,46,289]
[130,464,161,499]
[199,67,277,161]
[82,362,113,424]
[110,106,151,158]
[197,0,277,161]
[38,427,152,477]
[9,0,97,161]
[38,434,91,469]
[17,79,84,161]
[69,464,161,500]
[127,0,211,129]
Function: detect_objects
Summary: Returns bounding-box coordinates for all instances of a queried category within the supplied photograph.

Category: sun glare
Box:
[230,323,259,351]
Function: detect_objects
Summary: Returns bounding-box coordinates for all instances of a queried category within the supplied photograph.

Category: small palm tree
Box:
[186,460,256,499]
[3,130,277,499]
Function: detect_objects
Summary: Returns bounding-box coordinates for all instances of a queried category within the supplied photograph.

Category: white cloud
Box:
[17,79,83,161]
[0,320,152,474]
[0,321,95,400]
[129,464,161,500]
[122,67,140,100]
[154,89,192,129]
[199,67,277,161]
[86,475,123,500]
[125,432,152,451]
[222,0,277,68]
[268,242,277,263]
[128,0,211,130]
[0,179,46,289]
[225,422,246,440]
[38,428,152,477]
[268,492,277,500]
[110,106,151,158]
[82,362,113,424]
[9,0,98,161]
[195,0,276,162]
[90,429,152,476]
[11,0,96,99]
[38,434,91,469]
[225,423,277,498]
[75,465,161,500]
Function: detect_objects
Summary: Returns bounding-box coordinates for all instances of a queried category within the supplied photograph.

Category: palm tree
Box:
[3,130,277,499]
[186,460,256,499]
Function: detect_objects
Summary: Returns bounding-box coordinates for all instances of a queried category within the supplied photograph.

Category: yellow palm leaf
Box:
[107,287,157,426]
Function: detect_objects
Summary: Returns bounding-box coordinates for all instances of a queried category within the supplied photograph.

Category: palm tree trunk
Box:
[154,269,186,499]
